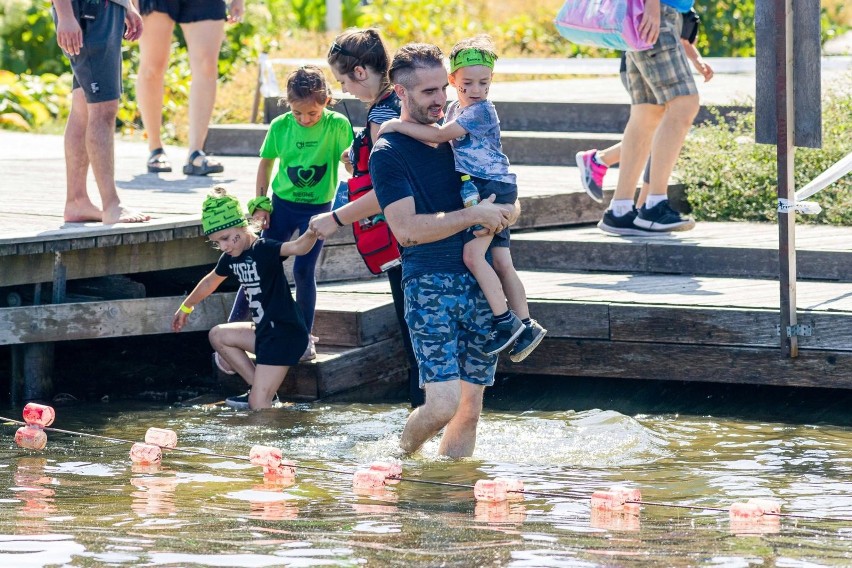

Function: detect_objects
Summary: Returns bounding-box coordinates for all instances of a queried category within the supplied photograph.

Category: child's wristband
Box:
[179,302,194,314]
[247,195,273,216]
[332,211,344,227]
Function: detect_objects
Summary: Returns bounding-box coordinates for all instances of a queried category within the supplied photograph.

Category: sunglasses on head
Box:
[329,42,359,60]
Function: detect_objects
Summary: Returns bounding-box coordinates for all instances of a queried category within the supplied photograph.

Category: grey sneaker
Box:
[633,200,695,232]
[509,320,547,363]
[224,390,280,410]
[483,313,525,356]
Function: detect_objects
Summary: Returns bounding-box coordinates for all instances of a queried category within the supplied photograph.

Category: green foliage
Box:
[0,0,67,75]
[679,85,852,225]
[698,0,756,57]
[0,70,71,131]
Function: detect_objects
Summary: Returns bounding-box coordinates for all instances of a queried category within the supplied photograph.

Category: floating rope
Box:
[4,409,852,525]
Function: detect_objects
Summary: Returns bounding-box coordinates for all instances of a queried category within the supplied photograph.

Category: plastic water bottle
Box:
[15,426,47,451]
[460,174,483,231]
[352,469,386,489]
[130,442,162,465]
[22,403,55,428]
[144,428,177,449]
[249,445,283,469]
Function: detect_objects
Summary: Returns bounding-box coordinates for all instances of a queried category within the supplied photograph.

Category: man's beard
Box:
[406,94,442,125]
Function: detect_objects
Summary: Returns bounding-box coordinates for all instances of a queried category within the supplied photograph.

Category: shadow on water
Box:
[487,373,852,427]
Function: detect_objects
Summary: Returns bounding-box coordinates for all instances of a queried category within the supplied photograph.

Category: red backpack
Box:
[347,119,401,275]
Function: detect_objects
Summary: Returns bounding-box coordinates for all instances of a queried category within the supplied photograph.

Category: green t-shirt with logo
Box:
[260,108,353,204]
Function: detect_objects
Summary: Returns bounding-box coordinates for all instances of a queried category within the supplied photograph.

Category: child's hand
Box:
[253,209,271,230]
[309,212,339,239]
[377,119,402,138]
[172,310,189,333]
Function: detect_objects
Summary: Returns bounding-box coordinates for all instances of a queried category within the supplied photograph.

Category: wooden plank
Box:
[503,338,852,389]
[315,336,407,397]
[122,231,149,246]
[147,229,174,243]
[0,239,220,287]
[97,234,124,247]
[527,300,610,339]
[0,293,237,345]
[609,304,852,351]
[512,239,646,273]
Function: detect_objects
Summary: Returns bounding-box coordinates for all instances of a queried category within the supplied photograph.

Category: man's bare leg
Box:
[437,381,485,458]
[400,380,461,454]
[248,364,289,410]
[64,88,102,222]
[86,99,149,224]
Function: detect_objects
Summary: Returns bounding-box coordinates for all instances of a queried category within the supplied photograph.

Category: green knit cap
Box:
[201,190,248,235]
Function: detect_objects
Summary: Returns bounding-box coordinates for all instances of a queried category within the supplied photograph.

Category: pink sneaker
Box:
[576,150,607,203]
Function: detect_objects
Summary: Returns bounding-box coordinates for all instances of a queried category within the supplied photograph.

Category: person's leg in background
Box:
[136,10,175,170]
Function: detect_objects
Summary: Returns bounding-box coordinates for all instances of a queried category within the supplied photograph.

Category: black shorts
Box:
[55,1,124,103]
[463,177,518,247]
[255,322,308,367]
[139,0,226,23]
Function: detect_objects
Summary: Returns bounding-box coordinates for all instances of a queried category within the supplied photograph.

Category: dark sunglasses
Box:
[329,42,359,60]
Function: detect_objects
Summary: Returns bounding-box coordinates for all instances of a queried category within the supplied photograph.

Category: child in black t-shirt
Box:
[172,187,318,410]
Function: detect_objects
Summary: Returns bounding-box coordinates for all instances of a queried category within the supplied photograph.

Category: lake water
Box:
[2,376,852,567]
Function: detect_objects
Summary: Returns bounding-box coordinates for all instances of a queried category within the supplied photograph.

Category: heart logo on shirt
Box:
[287,164,328,188]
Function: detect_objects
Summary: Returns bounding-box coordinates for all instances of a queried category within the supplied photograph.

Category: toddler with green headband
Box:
[378,35,546,363]
[172,187,318,410]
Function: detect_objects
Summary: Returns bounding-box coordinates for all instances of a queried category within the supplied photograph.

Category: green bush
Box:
[679,84,852,225]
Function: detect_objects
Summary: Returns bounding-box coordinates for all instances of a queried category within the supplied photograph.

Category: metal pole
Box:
[775,0,798,357]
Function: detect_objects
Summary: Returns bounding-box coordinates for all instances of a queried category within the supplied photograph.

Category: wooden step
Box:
[0,291,397,348]
[216,335,408,401]
[204,123,624,166]
[511,222,852,281]
[262,97,750,133]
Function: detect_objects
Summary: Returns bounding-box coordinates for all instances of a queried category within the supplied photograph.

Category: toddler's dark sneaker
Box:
[597,208,651,236]
[633,200,695,232]
[224,390,280,410]
[509,320,547,363]
[576,150,607,203]
[483,313,525,356]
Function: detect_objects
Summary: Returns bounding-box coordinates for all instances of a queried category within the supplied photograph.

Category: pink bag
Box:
[555,0,653,52]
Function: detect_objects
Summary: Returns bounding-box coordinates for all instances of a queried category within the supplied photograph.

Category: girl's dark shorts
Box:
[139,0,226,23]
[255,322,308,367]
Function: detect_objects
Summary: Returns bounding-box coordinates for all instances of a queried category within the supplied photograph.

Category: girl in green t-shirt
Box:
[224,66,352,364]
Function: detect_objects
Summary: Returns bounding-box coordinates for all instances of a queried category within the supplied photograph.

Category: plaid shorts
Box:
[404,272,497,387]
[625,4,698,105]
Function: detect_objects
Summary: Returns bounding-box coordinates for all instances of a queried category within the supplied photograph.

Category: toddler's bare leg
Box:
[491,247,529,320]
[462,235,506,315]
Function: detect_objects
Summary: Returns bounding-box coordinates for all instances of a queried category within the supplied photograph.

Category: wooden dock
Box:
[3,113,852,400]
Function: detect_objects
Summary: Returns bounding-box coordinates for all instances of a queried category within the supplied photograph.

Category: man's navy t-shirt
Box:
[369,133,467,284]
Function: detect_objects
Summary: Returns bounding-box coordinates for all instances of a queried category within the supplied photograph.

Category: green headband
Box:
[450,48,495,73]
[201,192,248,236]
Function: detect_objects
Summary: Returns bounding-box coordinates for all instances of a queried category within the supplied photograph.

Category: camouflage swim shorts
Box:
[404,272,497,387]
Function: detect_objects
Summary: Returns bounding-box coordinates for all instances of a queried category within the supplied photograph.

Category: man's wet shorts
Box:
[140,0,226,23]
[625,4,698,105]
[404,272,497,388]
[55,1,124,103]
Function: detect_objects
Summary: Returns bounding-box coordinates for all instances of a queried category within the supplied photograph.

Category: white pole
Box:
[326,0,342,32]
